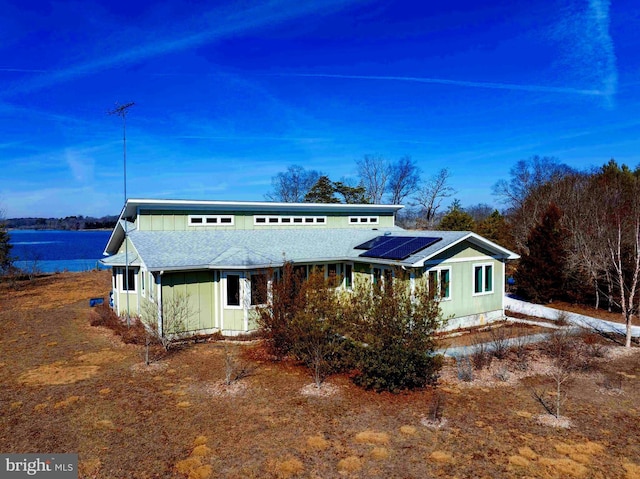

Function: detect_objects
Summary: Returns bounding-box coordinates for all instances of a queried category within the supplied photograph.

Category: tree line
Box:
[5,215,118,231]
[265,157,513,246]
[495,156,640,348]
[265,156,459,229]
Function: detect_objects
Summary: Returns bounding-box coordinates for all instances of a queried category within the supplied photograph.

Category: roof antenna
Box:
[109,101,135,327]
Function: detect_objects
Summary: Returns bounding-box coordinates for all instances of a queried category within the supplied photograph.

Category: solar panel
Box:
[360,237,412,258]
[379,237,441,260]
[354,235,396,250]
[359,236,441,260]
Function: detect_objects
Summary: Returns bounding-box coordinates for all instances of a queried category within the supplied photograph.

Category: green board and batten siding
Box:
[161,271,217,332]
[426,240,504,322]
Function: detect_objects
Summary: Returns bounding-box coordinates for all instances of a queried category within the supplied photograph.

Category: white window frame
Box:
[189,215,235,226]
[343,263,353,290]
[148,272,155,301]
[249,272,269,307]
[348,216,379,224]
[223,272,244,309]
[119,267,137,293]
[427,266,451,301]
[141,269,146,297]
[253,215,327,226]
[472,262,494,296]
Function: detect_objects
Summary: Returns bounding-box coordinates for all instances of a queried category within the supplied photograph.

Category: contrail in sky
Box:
[2,0,368,98]
[277,73,605,96]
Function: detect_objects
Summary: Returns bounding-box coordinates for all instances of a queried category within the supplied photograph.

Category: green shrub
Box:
[345,274,446,392]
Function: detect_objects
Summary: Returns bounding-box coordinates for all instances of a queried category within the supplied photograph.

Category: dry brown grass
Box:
[337,456,362,473]
[430,451,453,463]
[538,457,588,477]
[18,363,100,385]
[354,430,390,445]
[623,462,640,479]
[370,447,390,460]
[306,435,330,451]
[399,425,416,435]
[1,271,639,479]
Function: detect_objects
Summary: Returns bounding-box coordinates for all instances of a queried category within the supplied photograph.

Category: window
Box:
[293,265,307,280]
[123,268,136,291]
[189,215,234,226]
[373,268,382,285]
[344,264,353,289]
[141,270,146,296]
[226,274,241,306]
[427,267,450,300]
[473,263,493,295]
[250,273,268,306]
[348,216,379,224]
[327,263,339,287]
[254,215,327,225]
[149,273,154,300]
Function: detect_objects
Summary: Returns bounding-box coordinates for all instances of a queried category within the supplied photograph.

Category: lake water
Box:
[8,230,113,273]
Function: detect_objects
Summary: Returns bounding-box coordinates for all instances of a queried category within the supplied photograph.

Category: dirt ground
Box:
[1,271,639,479]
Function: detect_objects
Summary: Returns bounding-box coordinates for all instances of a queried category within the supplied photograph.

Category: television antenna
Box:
[108,101,135,327]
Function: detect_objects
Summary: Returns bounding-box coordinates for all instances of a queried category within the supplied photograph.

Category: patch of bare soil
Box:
[549,300,632,325]
[300,382,339,397]
[194,380,248,397]
[535,414,572,429]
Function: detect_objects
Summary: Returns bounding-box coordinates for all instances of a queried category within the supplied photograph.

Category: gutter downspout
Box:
[158,271,164,336]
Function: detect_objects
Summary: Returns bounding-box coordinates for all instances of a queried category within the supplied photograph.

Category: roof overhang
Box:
[120,198,404,219]
[410,232,519,267]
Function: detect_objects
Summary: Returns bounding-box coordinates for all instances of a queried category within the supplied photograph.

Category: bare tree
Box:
[265,165,321,202]
[492,156,574,251]
[413,168,455,229]
[597,166,640,348]
[387,156,420,205]
[141,293,195,359]
[532,329,577,418]
[356,155,390,204]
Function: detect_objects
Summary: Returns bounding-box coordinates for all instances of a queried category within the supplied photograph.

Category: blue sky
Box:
[1,0,639,218]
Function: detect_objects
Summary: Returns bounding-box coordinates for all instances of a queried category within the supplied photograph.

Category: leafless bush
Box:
[89,304,146,345]
[456,356,474,382]
[140,293,195,353]
[598,372,623,393]
[489,325,510,359]
[534,329,576,418]
[580,331,607,359]
[511,327,530,370]
[427,390,446,422]
[470,340,492,371]
[494,366,510,382]
[531,362,572,419]
[224,343,255,386]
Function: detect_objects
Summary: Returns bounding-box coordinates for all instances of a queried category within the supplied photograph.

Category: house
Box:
[101,199,519,336]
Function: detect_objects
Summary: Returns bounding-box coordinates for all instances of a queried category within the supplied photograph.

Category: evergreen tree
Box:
[333,181,369,204]
[437,200,475,231]
[475,210,514,250]
[515,202,569,303]
[304,176,340,203]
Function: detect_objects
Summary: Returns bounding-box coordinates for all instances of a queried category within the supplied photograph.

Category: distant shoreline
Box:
[8,228,113,232]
